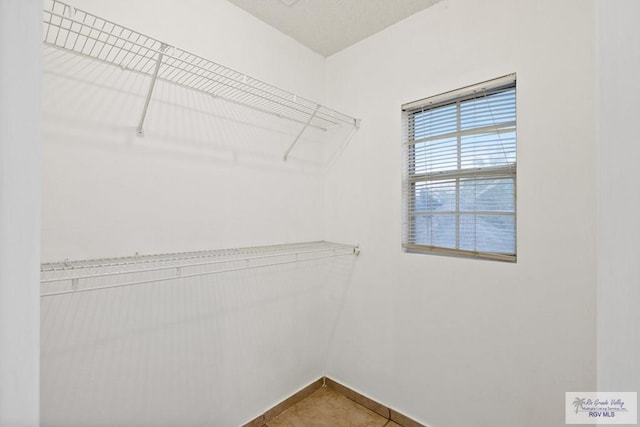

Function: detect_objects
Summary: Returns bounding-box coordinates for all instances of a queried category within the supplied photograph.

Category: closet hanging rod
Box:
[40,241,360,298]
[43,0,360,134]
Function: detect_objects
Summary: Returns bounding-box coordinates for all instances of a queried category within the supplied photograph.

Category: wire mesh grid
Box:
[40,241,359,297]
[42,0,358,131]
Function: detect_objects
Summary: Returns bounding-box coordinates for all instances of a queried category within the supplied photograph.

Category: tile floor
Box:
[266,387,402,427]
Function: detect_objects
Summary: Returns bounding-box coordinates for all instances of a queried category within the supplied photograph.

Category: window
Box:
[402,74,517,262]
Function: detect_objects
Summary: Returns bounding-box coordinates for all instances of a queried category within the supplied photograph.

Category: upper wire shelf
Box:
[41,241,360,297]
[43,0,359,136]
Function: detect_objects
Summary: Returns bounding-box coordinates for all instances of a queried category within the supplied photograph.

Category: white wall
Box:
[41,257,355,426]
[596,0,640,395]
[324,1,597,426]
[42,0,329,261]
[40,1,356,426]
[0,1,41,426]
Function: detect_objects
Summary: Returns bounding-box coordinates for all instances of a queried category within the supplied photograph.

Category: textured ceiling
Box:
[226,0,442,56]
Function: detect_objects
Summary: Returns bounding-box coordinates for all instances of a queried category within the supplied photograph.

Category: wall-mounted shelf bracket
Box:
[137,44,168,137]
[284,105,320,161]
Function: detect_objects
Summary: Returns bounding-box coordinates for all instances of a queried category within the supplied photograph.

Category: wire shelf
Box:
[40,241,360,297]
[42,0,359,132]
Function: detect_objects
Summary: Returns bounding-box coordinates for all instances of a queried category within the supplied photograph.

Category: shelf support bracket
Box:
[284,105,319,161]
[137,44,168,137]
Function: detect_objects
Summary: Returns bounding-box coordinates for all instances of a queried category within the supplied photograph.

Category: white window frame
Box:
[402,74,517,262]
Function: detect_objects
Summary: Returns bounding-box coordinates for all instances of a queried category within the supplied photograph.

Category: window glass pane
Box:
[411,137,458,174]
[459,214,477,251]
[412,214,456,249]
[412,214,433,246]
[413,180,456,212]
[430,214,456,249]
[458,214,515,253]
[411,104,457,139]
[475,214,516,253]
[459,178,515,212]
[460,131,516,169]
[411,181,447,212]
[460,88,515,130]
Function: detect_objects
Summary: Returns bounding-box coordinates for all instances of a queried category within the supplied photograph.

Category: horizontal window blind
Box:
[402,75,517,262]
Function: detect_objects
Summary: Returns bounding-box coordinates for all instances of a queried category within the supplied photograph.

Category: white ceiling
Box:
[225,0,442,57]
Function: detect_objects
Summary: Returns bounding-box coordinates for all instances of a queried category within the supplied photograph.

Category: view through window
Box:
[402,75,517,262]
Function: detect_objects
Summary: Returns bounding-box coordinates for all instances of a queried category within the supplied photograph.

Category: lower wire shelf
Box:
[40,241,360,297]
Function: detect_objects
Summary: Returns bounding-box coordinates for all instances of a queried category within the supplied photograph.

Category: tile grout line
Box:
[242,376,425,427]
